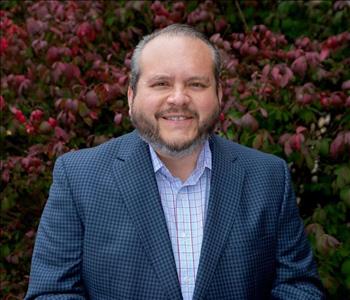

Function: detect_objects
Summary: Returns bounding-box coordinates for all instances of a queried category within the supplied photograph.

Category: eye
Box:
[151,81,169,88]
[190,82,207,88]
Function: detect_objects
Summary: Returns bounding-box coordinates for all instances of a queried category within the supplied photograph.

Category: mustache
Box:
[155,107,199,119]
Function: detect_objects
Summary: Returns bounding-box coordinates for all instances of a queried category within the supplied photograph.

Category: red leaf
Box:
[25,123,35,134]
[296,126,307,134]
[305,52,320,68]
[46,46,61,63]
[55,127,69,141]
[240,113,259,132]
[346,96,350,107]
[25,230,36,239]
[330,133,345,158]
[320,47,330,61]
[114,113,123,126]
[30,109,44,123]
[284,141,293,156]
[330,92,344,106]
[261,64,270,81]
[39,121,53,134]
[13,109,26,124]
[271,64,293,88]
[341,80,350,90]
[85,90,99,107]
[76,22,96,42]
[291,134,302,151]
[50,26,64,40]
[259,108,268,118]
[2,168,10,183]
[0,95,6,111]
[89,111,98,120]
[344,132,350,146]
[291,56,307,77]
[67,99,79,113]
[151,1,170,17]
[48,117,57,128]
[0,37,8,54]
[219,112,225,122]
[26,17,47,36]
[64,64,81,81]
[278,133,291,145]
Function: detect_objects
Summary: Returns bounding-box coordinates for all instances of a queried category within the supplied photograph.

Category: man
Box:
[26,24,324,299]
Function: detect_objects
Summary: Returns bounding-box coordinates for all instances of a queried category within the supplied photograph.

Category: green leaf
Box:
[225,128,235,141]
[277,2,295,15]
[106,16,116,27]
[299,109,316,123]
[187,0,198,12]
[0,0,21,9]
[0,244,11,258]
[341,259,350,275]
[83,116,93,127]
[78,102,90,118]
[1,196,15,211]
[252,133,263,149]
[319,138,330,157]
[226,2,237,24]
[228,109,242,119]
[340,187,350,208]
[334,165,350,190]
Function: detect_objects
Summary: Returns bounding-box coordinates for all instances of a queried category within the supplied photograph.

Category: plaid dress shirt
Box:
[149,142,212,300]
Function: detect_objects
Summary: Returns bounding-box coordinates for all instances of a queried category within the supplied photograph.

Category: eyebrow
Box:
[146,75,211,83]
[146,75,172,83]
[186,76,210,83]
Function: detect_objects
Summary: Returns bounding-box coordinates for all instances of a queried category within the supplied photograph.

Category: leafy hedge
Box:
[1,1,349,298]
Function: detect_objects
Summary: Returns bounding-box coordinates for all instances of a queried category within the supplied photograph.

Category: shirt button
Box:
[180,231,186,238]
[183,277,190,284]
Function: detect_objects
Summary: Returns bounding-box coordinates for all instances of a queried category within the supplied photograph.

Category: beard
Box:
[130,104,220,158]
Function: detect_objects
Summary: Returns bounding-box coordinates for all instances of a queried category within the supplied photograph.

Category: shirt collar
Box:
[149,141,212,177]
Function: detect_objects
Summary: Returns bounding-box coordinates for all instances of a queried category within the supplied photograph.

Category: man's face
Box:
[128,35,222,157]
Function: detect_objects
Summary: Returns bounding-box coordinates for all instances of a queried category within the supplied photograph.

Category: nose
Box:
[166,85,190,106]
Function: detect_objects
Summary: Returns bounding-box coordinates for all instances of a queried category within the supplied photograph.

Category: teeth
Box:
[164,116,188,121]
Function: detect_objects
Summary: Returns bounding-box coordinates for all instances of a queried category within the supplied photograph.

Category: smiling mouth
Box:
[162,115,193,121]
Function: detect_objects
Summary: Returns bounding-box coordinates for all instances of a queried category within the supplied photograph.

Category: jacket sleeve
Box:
[270,160,325,299]
[25,156,86,299]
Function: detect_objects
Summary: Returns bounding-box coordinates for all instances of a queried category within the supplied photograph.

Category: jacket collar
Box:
[112,131,182,299]
[193,135,244,299]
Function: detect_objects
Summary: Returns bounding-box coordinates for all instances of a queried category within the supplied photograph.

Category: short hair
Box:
[130,24,221,93]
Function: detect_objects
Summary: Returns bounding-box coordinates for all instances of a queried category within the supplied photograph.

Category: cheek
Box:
[197,99,219,116]
[132,99,151,114]
[135,93,163,112]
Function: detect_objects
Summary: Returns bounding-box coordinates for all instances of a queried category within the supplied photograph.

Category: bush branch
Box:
[235,0,249,33]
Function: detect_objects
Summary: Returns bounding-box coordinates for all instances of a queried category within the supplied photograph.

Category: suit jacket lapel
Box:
[193,136,245,300]
[112,132,182,300]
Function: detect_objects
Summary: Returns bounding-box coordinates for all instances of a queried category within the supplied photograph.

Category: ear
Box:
[127,86,134,115]
[218,83,223,105]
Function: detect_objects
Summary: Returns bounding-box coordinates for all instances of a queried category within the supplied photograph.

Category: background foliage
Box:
[1,0,349,298]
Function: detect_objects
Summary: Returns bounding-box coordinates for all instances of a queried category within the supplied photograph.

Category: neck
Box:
[156,146,203,182]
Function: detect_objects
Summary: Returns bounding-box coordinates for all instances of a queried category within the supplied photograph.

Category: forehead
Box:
[138,35,215,78]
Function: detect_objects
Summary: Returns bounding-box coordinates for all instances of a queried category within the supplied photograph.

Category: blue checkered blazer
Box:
[25,131,324,299]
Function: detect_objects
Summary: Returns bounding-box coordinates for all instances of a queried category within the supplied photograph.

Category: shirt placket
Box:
[176,185,201,300]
